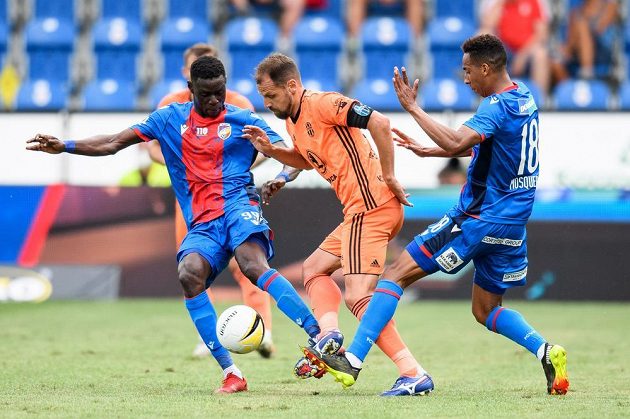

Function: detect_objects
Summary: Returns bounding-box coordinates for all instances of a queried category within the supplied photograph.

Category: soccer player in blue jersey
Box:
[302,34,570,396]
[26,56,321,394]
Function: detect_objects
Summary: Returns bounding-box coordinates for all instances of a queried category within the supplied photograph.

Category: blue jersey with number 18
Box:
[460,81,539,225]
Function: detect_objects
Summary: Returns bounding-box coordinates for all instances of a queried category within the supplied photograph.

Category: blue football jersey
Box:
[460,81,539,224]
[131,102,283,228]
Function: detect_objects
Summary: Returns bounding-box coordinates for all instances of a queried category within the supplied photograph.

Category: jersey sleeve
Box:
[463,97,505,141]
[248,111,284,144]
[130,106,171,142]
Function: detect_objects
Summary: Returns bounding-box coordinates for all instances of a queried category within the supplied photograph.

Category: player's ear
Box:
[287,79,297,94]
[187,80,194,94]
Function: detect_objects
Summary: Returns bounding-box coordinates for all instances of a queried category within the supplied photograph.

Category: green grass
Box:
[1,300,629,418]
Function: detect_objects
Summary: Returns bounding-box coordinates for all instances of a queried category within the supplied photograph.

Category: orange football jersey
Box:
[286,91,394,214]
[157,89,255,111]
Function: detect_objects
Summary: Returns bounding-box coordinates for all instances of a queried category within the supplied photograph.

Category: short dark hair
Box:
[255,53,300,85]
[190,56,226,82]
[461,34,507,70]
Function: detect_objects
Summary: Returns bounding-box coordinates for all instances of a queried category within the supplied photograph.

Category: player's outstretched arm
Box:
[26,129,142,156]
[261,165,302,205]
[242,125,312,170]
[392,67,480,155]
[393,128,472,158]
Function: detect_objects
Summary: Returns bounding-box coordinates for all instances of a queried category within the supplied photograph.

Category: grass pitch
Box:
[1,299,629,418]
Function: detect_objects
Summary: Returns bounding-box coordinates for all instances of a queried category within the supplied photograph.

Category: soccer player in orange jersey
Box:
[149,44,289,359]
[242,53,431,395]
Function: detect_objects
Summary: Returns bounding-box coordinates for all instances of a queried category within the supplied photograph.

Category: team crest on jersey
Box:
[217,123,232,140]
[306,149,327,174]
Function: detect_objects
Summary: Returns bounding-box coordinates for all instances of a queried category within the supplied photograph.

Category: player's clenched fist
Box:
[242,125,274,155]
[261,178,286,205]
[26,134,65,154]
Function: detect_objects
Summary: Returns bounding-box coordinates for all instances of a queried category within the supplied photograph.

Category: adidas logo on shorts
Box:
[370,259,380,268]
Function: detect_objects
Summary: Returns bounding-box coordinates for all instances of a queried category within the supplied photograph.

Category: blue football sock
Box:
[257,269,320,338]
[185,291,233,370]
[485,306,546,356]
[347,279,403,362]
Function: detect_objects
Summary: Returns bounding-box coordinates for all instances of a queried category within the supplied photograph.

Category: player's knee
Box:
[238,260,267,284]
[302,255,334,281]
[471,304,490,325]
[178,260,206,296]
[343,288,369,311]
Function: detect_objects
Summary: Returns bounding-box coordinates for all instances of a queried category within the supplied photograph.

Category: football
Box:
[216,305,265,354]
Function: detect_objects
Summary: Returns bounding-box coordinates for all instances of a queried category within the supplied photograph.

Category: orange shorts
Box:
[319,197,404,275]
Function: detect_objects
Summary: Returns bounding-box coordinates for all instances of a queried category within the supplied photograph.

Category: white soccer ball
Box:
[216,305,265,354]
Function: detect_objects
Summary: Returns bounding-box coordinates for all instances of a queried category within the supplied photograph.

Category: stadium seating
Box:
[514,78,544,108]
[294,16,344,90]
[434,0,477,22]
[149,78,187,109]
[160,17,211,80]
[15,79,67,110]
[25,17,75,82]
[0,14,6,69]
[33,0,74,21]
[618,82,630,110]
[227,78,264,110]
[421,78,476,112]
[361,17,411,80]
[166,0,208,20]
[553,79,611,110]
[625,21,630,78]
[350,78,401,111]
[306,0,343,19]
[427,17,476,80]
[101,0,142,24]
[81,79,136,111]
[92,18,142,82]
[225,17,277,80]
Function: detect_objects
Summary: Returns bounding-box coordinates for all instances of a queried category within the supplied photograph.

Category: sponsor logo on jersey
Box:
[180,124,189,135]
[489,96,499,104]
[435,247,464,272]
[503,267,527,282]
[481,236,523,247]
[217,123,231,140]
[509,175,538,190]
[305,122,315,137]
[352,103,371,116]
[518,97,537,115]
[306,149,327,174]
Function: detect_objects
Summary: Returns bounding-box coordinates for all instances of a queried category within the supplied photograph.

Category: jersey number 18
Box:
[518,119,539,175]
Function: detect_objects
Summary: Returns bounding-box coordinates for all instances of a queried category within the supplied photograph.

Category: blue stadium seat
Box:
[15,79,67,110]
[434,0,476,21]
[367,0,404,16]
[92,18,142,82]
[167,0,208,19]
[225,17,277,80]
[101,0,142,25]
[295,16,344,89]
[427,17,476,79]
[305,0,343,19]
[149,78,187,108]
[81,79,136,111]
[25,17,75,82]
[0,0,6,23]
[553,79,611,110]
[350,78,401,111]
[0,19,6,68]
[625,22,630,77]
[160,17,211,80]
[619,82,630,110]
[34,0,74,21]
[303,78,341,93]
[361,17,411,80]
[227,78,264,110]
[420,78,476,112]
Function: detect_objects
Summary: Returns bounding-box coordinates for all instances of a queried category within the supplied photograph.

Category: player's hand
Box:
[26,134,65,154]
[392,66,420,113]
[384,176,413,207]
[243,125,274,155]
[392,128,430,157]
[261,178,286,205]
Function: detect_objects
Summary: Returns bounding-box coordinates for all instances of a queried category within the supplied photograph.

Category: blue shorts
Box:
[177,201,274,287]
[405,208,528,295]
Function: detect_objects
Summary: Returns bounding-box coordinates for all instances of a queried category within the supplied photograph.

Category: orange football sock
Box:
[352,296,419,377]
[304,274,342,334]
[232,264,273,331]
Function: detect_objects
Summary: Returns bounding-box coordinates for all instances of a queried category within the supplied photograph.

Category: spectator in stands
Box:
[550,0,620,81]
[478,0,551,95]
[437,158,467,186]
[230,0,325,51]
[346,0,424,42]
